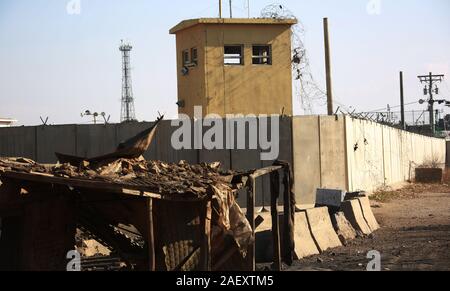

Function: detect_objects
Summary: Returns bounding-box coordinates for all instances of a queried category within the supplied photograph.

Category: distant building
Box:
[0,118,17,127]
[170,18,297,117]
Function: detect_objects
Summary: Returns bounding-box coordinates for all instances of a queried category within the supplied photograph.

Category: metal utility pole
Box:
[219,0,222,18]
[247,0,250,18]
[119,40,136,123]
[229,0,233,18]
[323,18,334,116]
[418,72,445,136]
[400,71,406,130]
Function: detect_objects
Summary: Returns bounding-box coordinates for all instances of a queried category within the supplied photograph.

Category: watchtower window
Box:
[182,50,190,65]
[252,45,272,65]
[191,48,198,65]
[224,45,244,65]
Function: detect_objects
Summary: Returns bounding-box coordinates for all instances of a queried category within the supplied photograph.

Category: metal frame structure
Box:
[119,41,136,123]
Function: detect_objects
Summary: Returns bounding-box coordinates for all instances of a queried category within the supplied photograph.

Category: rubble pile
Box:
[0,157,241,198]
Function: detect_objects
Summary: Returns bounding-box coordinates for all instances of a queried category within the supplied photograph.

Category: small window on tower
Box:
[252,45,272,65]
[191,48,198,65]
[182,50,190,65]
[224,45,244,65]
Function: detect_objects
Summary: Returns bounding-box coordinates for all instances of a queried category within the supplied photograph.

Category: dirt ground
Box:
[289,170,450,271]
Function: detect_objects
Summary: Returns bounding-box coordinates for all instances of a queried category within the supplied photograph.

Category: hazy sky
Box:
[0,0,449,125]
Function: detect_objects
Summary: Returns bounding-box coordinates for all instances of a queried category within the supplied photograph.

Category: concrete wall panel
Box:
[292,116,321,208]
[346,118,385,193]
[319,116,347,191]
[260,117,293,207]
[36,125,77,164]
[75,124,117,159]
[0,127,36,160]
[156,120,198,164]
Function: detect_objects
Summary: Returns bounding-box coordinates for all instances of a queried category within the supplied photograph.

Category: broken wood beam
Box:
[246,177,256,271]
[270,170,282,271]
[282,165,295,266]
[250,166,283,180]
[200,200,212,271]
[146,198,155,271]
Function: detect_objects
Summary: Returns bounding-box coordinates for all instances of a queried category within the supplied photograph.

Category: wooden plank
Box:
[250,166,283,179]
[246,177,256,271]
[282,166,294,265]
[146,198,155,271]
[0,171,202,202]
[200,200,212,271]
[2,171,135,193]
[270,170,282,271]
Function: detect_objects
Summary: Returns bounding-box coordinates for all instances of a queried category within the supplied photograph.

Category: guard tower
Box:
[170,18,297,117]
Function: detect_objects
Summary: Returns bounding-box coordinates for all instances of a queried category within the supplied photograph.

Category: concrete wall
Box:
[292,116,446,208]
[292,116,348,208]
[0,116,445,208]
[0,118,293,209]
[346,116,446,193]
[0,121,200,165]
[292,116,446,207]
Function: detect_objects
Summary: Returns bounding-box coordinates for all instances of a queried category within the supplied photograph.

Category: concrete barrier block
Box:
[305,207,342,253]
[255,211,319,262]
[294,211,320,259]
[331,212,357,244]
[316,189,345,208]
[341,199,372,236]
[357,197,380,232]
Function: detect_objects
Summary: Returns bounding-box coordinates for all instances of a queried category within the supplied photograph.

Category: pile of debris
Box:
[0,157,240,199]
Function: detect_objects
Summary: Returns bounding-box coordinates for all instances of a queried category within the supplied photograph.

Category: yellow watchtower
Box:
[170,18,297,117]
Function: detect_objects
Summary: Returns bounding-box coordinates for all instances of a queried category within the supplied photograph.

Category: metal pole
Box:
[229,0,232,18]
[219,0,222,18]
[429,72,435,136]
[323,18,334,116]
[247,0,250,18]
[400,71,406,130]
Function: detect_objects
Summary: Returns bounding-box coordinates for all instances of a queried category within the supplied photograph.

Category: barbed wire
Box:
[261,3,327,114]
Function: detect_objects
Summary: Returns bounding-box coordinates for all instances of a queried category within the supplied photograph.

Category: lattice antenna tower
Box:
[119,40,136,123]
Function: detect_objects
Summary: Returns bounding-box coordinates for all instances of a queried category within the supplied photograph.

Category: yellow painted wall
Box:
[174,23,293,117]
[175,25,207,117]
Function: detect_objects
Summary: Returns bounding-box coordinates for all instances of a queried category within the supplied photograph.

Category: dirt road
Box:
[289,181,450,271]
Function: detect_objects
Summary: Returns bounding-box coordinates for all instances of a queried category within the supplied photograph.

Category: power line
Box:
[365,101,419,113]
